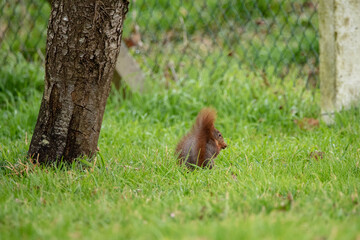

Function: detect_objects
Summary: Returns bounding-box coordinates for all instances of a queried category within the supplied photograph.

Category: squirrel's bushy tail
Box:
[193,107,216,139]
[193,108,216,167]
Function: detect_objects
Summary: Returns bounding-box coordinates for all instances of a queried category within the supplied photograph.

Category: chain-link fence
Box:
[0,0,49,63]
[0,0,319,88]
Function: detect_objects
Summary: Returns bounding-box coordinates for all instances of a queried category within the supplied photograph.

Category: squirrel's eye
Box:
[218,133,222,137]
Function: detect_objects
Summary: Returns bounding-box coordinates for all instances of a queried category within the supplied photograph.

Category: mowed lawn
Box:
[0,61,359,239]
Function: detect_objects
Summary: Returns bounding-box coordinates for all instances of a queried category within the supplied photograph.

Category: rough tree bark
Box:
[28,0,129,164]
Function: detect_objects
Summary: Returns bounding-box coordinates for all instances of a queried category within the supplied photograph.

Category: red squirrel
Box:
[176,108,227,169]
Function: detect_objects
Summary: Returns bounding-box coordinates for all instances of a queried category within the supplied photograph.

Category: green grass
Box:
[0,1,355,239]
[0,55,360,239]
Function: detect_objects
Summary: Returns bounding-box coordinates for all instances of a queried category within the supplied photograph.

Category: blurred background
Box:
[0,0,319,90]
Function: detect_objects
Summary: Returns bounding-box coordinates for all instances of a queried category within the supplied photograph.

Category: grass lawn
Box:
[0,57,359,239]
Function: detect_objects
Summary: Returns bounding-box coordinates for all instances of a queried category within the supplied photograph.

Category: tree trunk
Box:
[28,0,129,164]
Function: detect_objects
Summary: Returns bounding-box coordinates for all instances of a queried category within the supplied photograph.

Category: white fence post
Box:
[319,0,360,124]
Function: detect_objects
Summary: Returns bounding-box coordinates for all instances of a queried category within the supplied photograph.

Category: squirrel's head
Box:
[213,128,227,150]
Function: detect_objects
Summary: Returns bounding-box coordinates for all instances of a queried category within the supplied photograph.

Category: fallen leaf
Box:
[309,151,325,160]
[40,197,46,205]
[231,173,237,180]
[255,19,265,25]
[294,117,319,130]
[124,25,142,48]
